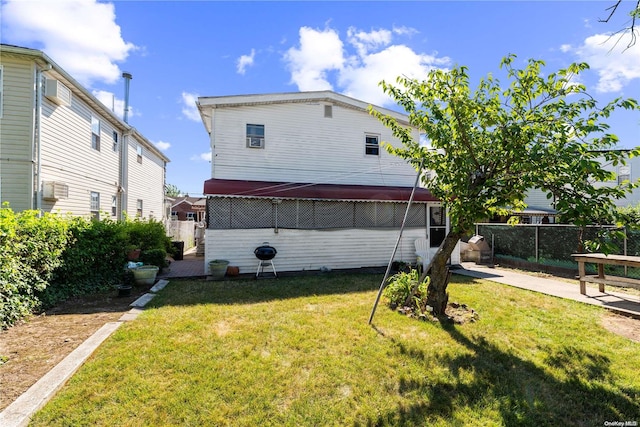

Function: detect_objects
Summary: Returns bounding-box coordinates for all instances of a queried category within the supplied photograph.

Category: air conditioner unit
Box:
[246,137,264,148]
[44,79,72,106]
[42,181,69,201]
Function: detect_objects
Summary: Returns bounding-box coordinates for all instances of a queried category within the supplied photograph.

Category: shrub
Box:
[383,270,429,313]
[140,248,169,270]
[1,206,69,329]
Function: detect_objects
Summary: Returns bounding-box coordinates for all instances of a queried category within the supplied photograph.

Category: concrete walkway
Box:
[455,262,640,318]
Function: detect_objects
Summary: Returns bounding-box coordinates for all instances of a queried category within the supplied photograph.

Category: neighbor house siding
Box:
[126,134,166,220]
[210,102,419,186]
[0,56,35,211]
[39,81,121,216]
[205,227,427,273]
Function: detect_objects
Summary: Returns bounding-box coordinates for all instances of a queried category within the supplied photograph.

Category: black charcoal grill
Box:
[254,242,277,278]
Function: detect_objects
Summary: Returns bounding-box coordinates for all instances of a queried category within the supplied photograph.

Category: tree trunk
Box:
[424,230,465,315]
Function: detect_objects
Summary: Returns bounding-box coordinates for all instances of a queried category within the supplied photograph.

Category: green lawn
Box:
[31,273,640,426]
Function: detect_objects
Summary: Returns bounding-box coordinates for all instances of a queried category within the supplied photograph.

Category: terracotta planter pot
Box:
[226,266,240,276]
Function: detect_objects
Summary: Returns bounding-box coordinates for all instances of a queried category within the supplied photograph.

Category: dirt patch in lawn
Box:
[602,313,640,343]
[0,287,148,411]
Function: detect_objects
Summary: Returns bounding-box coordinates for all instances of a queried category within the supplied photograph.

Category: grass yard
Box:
[30,273,640,426]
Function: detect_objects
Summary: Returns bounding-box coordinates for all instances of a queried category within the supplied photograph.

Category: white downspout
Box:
[119,129,131,220]
[34,63,51,214]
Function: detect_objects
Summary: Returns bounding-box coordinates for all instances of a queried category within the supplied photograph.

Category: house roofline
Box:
[196,90,413,134]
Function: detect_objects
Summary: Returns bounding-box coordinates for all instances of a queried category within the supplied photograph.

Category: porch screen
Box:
[207,197,427,230]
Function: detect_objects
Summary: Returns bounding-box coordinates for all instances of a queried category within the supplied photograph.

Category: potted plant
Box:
[131,265,160,285]
[127,244,142,261]
[209,259,229,280]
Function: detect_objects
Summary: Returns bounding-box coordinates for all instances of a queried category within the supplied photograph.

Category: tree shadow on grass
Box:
[365,321,640,426]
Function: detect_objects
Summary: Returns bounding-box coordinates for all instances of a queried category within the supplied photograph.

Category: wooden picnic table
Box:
[571,253,640,295]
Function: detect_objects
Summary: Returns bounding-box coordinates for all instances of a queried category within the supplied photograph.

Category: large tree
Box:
[371,55,639,315]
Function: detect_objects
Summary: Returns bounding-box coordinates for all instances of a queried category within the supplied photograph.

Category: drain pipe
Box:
[34,63,51,214]
[122,72,132,123]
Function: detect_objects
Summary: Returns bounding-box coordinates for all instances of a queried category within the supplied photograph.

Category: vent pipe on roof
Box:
[122,72,132,123]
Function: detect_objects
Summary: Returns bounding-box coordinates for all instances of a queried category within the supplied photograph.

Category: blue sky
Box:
[2,0,639,196]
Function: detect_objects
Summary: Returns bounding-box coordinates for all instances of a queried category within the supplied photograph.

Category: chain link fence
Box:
[475,223,640,278]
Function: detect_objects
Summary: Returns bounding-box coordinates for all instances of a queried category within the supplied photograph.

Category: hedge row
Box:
[1,205,172,329]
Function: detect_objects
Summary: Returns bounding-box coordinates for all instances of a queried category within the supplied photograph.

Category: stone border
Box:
[0,280,170,427]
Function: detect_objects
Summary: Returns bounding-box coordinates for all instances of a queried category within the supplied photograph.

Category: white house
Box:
[197,91,460,274]
[0,44,169,220]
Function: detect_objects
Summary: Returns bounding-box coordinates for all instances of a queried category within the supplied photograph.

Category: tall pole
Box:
[369,159,424,325]
[122,72,132,123]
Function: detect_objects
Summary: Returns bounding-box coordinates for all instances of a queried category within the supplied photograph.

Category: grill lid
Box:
[255,242,277,260]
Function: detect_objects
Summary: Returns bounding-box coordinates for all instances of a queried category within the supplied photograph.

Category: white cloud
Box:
[191,152,212,162]
[2,0,136,87]
[92,89,139,120]
[154,140,171,151]
[283,26,450,107]
[237,49,256,75]
[283,26,345,91]
[181,92,201,122]
[570,32,640,93]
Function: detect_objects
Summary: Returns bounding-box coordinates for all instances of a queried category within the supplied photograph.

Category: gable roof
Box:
[196,90,412,134]
[0,44,170,164]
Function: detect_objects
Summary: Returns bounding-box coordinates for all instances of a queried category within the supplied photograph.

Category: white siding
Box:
[204,227,428,274]
[210,102,419,186]
[126,134,166,220]
[39,86,121,217]
[0,56,35,211]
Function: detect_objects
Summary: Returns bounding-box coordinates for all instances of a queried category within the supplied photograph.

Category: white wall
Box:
[210,102,419,187]
[204,227,428,274]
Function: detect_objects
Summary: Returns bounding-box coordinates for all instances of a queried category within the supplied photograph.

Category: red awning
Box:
[203,178,438,202]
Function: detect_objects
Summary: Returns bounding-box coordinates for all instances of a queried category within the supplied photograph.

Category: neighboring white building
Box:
[0,44,169,220]
[197,91,460,273]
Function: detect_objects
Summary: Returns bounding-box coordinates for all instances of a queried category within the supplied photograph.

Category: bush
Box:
[140,248,169,271]
[383,270,429,313]
[1,206,69,329]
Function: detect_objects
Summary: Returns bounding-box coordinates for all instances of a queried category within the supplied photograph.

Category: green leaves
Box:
[372,54,640,238]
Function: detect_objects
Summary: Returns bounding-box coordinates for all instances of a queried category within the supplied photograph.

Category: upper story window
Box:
[91,116,101,151]
[111,195,117,216]
[246,124,265,149]
[136,199,143,217]
[324,105,332,118]
[136,145,143,163]
[618,165,631,185]
[365,134,379,156]
[90,191,100,220]
[112,131,119,152]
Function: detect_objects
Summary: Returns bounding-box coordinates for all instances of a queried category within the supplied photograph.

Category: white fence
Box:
[165,220,196,249]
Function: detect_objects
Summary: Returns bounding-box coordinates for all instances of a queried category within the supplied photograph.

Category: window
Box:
[90,192,100,219]
[111,195,117,216]
[365,135,379,156]
[171,211,178,220]
[136,145,143,163]
[619,165,631,185]
[324,105,332,118]
[246,124,265,148]
[186,212,195,221]
[429,205,446,248]
[91,116,101,150]
[136,199,143,217]
[112,131,119,152]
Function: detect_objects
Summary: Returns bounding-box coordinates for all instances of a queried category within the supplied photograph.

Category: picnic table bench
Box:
[571,253,640,295]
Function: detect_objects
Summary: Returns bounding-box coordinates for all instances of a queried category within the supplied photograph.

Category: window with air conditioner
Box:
[618,165,631,185]
[246,124,265,148]
[365,134,379,156]
[44,78,72,106]
[111,195,118,216]
[136,199,143,217]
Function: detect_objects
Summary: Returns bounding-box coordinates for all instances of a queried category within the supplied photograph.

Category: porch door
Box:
[428,205,446,258]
